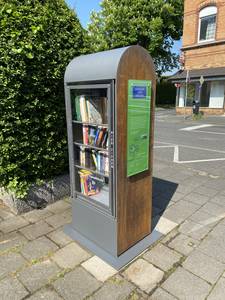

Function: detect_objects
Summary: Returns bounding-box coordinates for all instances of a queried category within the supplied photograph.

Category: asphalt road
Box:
[154,109,225,177]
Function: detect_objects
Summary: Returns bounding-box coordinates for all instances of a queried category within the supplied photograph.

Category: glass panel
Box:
[178,84,199,107]
[200,15,216,41]
[209,81,225,108]
[186,84,196,106]
[178,86,185,107]
[71,88,110,209]
[200,82,211,107]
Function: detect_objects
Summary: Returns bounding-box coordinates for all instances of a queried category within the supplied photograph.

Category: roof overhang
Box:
[170,67,225,83]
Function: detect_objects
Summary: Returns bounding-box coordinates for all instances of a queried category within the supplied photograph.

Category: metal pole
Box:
[184,70,189,120]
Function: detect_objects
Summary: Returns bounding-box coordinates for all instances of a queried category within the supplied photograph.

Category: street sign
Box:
[200,76,204,86]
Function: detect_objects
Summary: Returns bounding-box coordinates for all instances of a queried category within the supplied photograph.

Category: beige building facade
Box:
[172,0,225,114]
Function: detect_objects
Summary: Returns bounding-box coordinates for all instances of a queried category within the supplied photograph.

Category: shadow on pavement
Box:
[151,177,178,231]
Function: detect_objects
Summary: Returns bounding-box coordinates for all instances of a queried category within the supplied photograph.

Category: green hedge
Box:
[156,78,176,106]
[0,0,84,198]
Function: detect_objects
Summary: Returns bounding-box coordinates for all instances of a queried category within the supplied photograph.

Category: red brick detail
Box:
[176,107,225,115]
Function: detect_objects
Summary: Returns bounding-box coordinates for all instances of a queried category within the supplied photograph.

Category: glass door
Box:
[68,84,114,214]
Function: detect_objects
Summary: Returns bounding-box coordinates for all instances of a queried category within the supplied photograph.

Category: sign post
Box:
[198,75,204,107]
[200,75,204,86]
[184,70,190,120]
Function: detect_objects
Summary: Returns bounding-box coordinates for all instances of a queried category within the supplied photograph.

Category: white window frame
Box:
[209,81,225,108]
[198,6,217,43]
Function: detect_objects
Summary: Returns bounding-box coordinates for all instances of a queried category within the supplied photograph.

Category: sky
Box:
[66,0,182,74]
[66,0,101,28]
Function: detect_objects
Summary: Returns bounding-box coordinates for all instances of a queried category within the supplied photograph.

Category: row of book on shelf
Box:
[79,147,109,175]
[74,95,108,124]
[82,125,108,149]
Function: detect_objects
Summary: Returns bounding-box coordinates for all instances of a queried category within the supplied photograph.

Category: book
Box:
[80,176,84,194]
[96,128,104,147]
[80,146,85,166]
[76,95,108,125]
[106,134,109,149]
[73,96,82,121]
[97,152,101,172]
[94,128,100,146]
[80,96,88,122]
[102,131,108,148]
[79,169,99,196]
[100,152,105,173]
[86,98,103,124]
[82,125,89,145]
[91,150,98,169]
[87,150,96,169]
[87,175,99,196]
[102,97,108,124]
[82,125,108,149]
[89,127,96,145]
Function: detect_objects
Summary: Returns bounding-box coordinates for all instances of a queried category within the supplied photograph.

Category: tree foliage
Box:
[0,0,84,198]
[156,78,176,106]
[88,0,183,74]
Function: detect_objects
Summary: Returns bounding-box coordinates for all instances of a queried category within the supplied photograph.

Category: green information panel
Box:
[127,80,151,177]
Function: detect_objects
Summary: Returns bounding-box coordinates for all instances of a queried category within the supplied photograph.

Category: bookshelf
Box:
[72,120,108,128]
[64,45,157,269]
[71,89,110,208]
[74,142,108,152]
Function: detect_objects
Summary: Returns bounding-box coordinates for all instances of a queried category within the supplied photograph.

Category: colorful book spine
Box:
[89,127,96,145]
[106,133,109,149]
[94,128,100,146]
[74,96,82,121]
[96,128,104,147]
[80,146,85,166]
[80,96,88,122]
[91,151,97,169]
[97,152,101,172]
[82,125,89,145]
[102,131,108,148]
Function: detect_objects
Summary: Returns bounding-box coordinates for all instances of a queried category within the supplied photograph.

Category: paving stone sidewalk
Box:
[0,158,225,300]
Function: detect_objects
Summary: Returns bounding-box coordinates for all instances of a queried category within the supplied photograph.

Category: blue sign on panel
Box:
[132,86,147,99]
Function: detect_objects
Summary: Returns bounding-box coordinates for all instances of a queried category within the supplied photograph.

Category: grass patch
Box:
[192,112,204,120]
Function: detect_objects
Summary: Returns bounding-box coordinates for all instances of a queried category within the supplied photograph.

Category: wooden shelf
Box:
[75,163,109,178]
[72,120,108,128]
[74,142,108,152]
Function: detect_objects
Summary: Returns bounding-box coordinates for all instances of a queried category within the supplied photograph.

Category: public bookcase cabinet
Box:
[64,45,158,269]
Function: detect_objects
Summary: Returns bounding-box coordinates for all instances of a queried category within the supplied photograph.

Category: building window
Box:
[200,81,225,108]
[178,84,198,107]
[200,82,211,107]
[199,6,217,42]
[178,86,185,107]
[209,81,225,108]
[177,81,225,109]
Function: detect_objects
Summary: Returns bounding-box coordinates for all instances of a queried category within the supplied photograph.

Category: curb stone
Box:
[0,174,70,215]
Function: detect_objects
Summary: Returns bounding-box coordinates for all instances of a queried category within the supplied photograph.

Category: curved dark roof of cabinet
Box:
[64,46,155,83]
